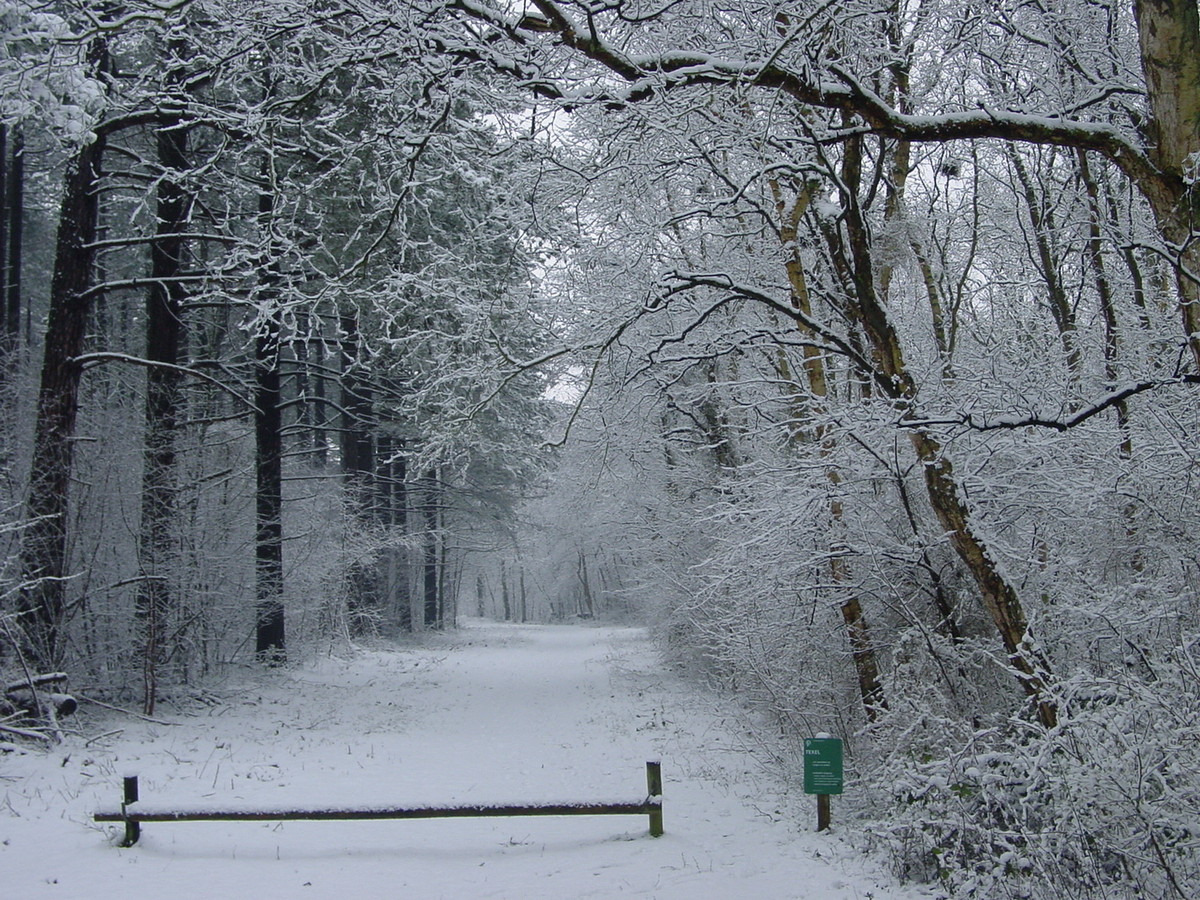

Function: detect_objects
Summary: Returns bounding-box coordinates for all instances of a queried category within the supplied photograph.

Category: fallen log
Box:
[0,722,53,742]
[76,695,178,726]
[4,672,69,694]
[5,689,77,718]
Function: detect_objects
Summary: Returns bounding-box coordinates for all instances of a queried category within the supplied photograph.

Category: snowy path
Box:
[3,622,928,899]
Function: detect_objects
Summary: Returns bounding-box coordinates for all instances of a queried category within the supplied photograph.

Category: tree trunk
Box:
[577,549,595,618]
[254,317,286,662]
[1076,150,1133,457]
[911,430,1056,727]
[17,103,107,669]
[0,124,8,343]
[310,317,329,464]
[339,312,374,483]
[389,440,412,631]
[519,568,527,624]
[1133,0,1200,370]
[772,162,890,722]
[291,314,314,458]
[500,559,511,621]
[253,146,285,663]
[137,67,192,713]
[1006,146,1081,376]
[841,132,1057,728]
[422,477,441,629]
[6,127,21,342]
[0,124,20,393]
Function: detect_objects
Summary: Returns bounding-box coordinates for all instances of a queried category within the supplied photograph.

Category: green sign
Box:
[803,737,843,795]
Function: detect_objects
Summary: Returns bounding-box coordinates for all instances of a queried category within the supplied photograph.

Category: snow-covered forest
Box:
[2,1,1198,898]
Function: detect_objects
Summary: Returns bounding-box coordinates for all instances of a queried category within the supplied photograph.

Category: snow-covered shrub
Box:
[868,641,1200,900]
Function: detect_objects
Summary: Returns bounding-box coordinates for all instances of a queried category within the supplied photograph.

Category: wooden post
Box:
[121,775,141,847]
[646,760,663,837]
[816,793,830,832]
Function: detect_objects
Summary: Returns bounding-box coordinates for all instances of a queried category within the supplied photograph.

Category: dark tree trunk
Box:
[17,121,107,669]
[394,442,412,630]
[577,550,595,618]
[519,568,527,623]
[422,477,441,629]
[137,71,192,713]
[254,319,286,662]
[291,314,313,457]
[0,124,8,338]
[339,312,373,482]
[254,153,285,663]
[500,559,511,621]
[339,312,382,631]
[0,124,19,394]
[377,435,412,631]
[6,128,21,341]
[310,321,328,464]
[841,130,1051,726]
[1076,150,1132,458]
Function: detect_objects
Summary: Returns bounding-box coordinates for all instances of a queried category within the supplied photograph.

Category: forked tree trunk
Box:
[1076,150,1133,459]
[1006,147,1082,377]
[771,166,889,722]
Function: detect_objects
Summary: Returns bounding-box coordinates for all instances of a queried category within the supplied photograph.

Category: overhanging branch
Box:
[905,376,1200,433]
[72,352,258,412]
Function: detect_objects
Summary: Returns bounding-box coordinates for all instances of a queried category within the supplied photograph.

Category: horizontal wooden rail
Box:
[94,800,663,824]
[96,762,664,847]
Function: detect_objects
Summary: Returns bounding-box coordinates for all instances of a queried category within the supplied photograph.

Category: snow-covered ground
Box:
[3,621,932,899]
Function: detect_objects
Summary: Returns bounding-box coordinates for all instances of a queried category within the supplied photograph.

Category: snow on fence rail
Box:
[95,762,665,847]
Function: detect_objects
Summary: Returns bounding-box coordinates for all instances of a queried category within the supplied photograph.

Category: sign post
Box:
[803,735,843,832]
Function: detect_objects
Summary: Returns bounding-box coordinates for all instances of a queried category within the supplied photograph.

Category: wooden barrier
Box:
[96,761,664,847]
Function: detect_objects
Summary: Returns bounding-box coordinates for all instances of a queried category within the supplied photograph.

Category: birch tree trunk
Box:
[1133,0,1200,370]
[771,172,888,722]
[841,135,1058,728]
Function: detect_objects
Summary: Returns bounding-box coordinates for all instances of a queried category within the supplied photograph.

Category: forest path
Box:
[2,621,929,899]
